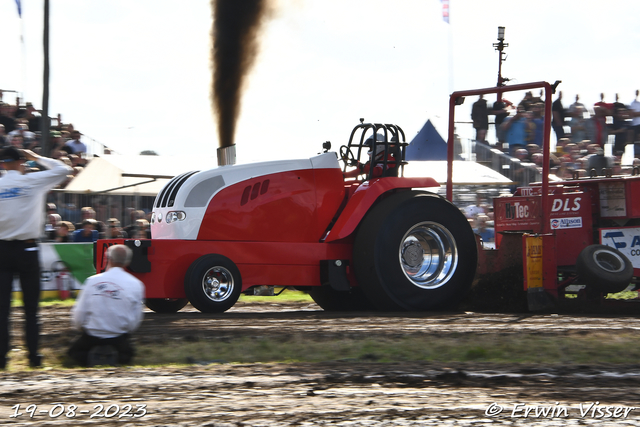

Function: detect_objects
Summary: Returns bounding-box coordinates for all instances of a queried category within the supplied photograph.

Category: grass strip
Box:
[10,332,633,371]
[130,333,640,366]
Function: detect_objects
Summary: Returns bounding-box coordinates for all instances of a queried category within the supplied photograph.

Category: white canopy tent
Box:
[403,160,513,185]
[63,155,218,196]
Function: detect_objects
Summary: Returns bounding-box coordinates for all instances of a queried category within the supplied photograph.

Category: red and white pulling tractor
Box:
[96,120,478,313]
[96,81,638,313]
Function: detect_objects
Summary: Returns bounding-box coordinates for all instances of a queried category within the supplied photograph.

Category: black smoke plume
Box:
[211,0,269,148]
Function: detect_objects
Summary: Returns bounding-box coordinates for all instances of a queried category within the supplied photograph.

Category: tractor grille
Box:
[155,171,199,208]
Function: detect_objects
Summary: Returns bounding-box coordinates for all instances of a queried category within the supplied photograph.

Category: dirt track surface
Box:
[36,300,640,342]
[3,301,640,425]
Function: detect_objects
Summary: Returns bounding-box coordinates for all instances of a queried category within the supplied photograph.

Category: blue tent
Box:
[405,120,457,161]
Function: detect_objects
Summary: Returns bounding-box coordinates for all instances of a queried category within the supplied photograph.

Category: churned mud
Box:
[2,301,640,425]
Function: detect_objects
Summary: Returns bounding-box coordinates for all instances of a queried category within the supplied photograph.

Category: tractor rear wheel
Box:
[144,298,188,313]
[184,254,242,313]
[354,192,477,311]
[576,244,633,294]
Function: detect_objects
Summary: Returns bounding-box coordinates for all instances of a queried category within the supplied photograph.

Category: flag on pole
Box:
[15,0,22,17]
[441,0,449,23]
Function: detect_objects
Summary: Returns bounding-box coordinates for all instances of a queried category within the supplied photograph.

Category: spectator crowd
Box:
[0,94,91,183]
[470,90,640,180]
[0,91,152,242]
[44,205,152,243]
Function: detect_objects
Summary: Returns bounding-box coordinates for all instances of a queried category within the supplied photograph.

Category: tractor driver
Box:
[343,134,398,179]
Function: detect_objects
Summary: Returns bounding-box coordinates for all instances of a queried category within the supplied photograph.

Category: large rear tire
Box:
[576,244,633,294]
[144,298,189,313]
[184,254,242,313]
[354,192,477,311]
[308,286,374,312]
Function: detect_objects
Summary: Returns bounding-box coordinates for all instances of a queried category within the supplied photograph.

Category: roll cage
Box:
[340,120,409,180]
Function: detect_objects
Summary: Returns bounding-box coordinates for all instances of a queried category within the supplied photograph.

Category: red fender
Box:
[324,177,439,242]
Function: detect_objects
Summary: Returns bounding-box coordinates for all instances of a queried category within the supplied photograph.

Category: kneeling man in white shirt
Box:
[68,244,145,366]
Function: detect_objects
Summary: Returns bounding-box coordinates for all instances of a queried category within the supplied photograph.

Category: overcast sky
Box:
[1,0,639,164]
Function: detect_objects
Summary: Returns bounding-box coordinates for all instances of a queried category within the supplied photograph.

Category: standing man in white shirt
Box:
[0,146,72,369]
[68,244,145,366]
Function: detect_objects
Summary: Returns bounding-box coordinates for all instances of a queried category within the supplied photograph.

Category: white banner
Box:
[12,243,95,296]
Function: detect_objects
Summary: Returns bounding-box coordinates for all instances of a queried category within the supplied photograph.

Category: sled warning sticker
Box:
[524,235,543,290]
[599,182,626,217]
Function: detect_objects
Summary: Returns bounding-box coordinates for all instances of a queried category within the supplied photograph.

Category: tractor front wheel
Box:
[184,254,242,313]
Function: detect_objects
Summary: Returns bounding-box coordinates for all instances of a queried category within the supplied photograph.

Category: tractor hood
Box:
[150,153,340,240]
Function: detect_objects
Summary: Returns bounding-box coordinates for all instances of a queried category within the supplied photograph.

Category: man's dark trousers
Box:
[0,240,41,366]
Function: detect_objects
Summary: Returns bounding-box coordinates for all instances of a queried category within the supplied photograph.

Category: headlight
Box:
[166,211,186,223]
[151,212,156,224]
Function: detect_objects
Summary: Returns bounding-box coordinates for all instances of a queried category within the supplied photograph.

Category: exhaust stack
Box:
[217,144,236,166]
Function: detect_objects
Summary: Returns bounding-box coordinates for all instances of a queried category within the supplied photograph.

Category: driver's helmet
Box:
[364,134,387,160]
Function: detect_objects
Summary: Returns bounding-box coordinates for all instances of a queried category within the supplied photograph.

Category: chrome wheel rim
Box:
[593,249,625,273]
[202,266,234,302]
[399,221,458,289]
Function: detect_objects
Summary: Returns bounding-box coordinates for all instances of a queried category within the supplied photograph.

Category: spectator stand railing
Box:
[455,119,542,188]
